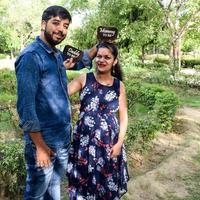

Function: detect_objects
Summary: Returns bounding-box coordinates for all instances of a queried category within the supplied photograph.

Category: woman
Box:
[66,42,129,200]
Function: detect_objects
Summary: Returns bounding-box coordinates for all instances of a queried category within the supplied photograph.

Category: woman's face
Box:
[95,47,117,74]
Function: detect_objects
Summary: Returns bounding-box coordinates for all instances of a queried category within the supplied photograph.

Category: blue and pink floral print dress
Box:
[67,72,129,200]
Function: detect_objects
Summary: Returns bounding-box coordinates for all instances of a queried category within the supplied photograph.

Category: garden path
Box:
[125,106,200,200]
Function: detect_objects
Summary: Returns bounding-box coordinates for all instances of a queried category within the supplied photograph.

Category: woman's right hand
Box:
[110,142,123,158]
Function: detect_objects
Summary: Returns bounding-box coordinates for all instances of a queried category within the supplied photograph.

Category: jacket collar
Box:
[36,36,57,54]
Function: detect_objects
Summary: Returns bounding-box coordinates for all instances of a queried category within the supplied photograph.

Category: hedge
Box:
[125,80,179,151]
[0,140,25,198]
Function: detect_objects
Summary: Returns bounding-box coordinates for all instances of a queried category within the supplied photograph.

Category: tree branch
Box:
[168,0,173,9]
[178,9,200,37]
[157,0,165,9]
[157,0,175,30]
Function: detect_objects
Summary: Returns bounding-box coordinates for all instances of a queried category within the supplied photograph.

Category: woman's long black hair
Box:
[97,42,123,81]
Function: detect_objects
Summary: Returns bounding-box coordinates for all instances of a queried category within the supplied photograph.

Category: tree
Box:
[117,0,167,62]
[0,0,64,56]
[157,0,200,72]
[69,0,166,62]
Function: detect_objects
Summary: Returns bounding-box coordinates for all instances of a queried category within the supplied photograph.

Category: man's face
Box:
[42,16,70,46]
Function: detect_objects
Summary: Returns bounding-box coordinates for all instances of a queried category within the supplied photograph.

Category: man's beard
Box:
[44,29,65,46]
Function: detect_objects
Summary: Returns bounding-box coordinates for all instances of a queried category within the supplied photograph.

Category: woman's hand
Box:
[63,58,75,70]
[110,142,123,158]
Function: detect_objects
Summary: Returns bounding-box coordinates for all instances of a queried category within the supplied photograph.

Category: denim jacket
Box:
[15,36,92,147]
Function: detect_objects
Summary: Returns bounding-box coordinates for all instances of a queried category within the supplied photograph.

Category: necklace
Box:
[95,73,114,86]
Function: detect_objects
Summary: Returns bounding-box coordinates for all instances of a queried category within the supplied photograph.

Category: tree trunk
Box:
[170,36,182,76]
[141,45,145,64]
[10,50,14,59]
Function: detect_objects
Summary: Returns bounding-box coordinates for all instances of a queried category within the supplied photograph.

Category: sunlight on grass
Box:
[174,88,200,108]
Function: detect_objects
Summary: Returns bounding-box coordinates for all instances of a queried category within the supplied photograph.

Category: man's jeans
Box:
[23,143,70,200]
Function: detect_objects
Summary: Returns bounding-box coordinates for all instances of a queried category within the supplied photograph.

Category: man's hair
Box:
[42,5,72,22]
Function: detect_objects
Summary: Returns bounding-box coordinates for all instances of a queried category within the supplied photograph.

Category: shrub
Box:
[125,80,179,151]
[0,140,25,198]
[126,117,160,152]
[0,69,16,95]
[194,65,200,71]
[120,50,140,68]
[143,54,158,61]
[125,80,141,111]
[0,111,13,132]
[138,84,166,109]
[154,54,170,64]
[136,62,168,69]
[181,55,200,68]
[154,91,179,130]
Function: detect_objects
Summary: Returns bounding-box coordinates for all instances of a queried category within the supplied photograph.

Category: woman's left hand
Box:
[110,142,123,158]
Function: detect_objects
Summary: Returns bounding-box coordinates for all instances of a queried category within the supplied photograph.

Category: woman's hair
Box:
[42,6,72,23]
[97,42,123,81]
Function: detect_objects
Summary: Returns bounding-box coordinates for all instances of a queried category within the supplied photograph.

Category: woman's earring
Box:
[112,65,115,73]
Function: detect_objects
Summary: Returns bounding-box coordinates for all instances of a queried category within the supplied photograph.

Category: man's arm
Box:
[15,52,53,168]
[15,52,41,132]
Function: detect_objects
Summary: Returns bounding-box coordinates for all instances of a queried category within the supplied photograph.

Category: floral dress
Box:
[67,72,129,200]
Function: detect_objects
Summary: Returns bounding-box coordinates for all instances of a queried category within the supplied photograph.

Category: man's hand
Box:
[29,132,55,168]
[63,58,75,70]
[36,143,54,168]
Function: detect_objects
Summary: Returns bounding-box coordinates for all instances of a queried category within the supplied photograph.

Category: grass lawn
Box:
[173,87,200,108]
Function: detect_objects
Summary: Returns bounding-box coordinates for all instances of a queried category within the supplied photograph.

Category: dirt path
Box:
[125,106,200,200]
[0,59,15,70]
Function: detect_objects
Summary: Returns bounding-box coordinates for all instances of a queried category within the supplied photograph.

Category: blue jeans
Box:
[24,143,70,200]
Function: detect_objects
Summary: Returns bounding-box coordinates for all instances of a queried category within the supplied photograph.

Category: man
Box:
[15,5,96,200]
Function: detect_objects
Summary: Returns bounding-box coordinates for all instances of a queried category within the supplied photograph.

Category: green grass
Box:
[163,172,200,200]
[0,111,14,132]
[180,153,200,200]
[173,87,200,108]
[162,152,200,200]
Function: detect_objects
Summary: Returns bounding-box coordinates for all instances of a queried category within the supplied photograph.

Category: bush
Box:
[120,50,140,68]
[138,84,166,109]
[143,54,158,61]
[0,69,16,95]
[126,117,160,152]
[136,62,168,69]
[154,91,179,130]
[181,55,200,68]
[194,65,200,71]
[125,80,141,111]
[125,80,179,151]
[0,111,13,132]
[140,54,200,68]
[154,54,170,64]
[0,140,25,198]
